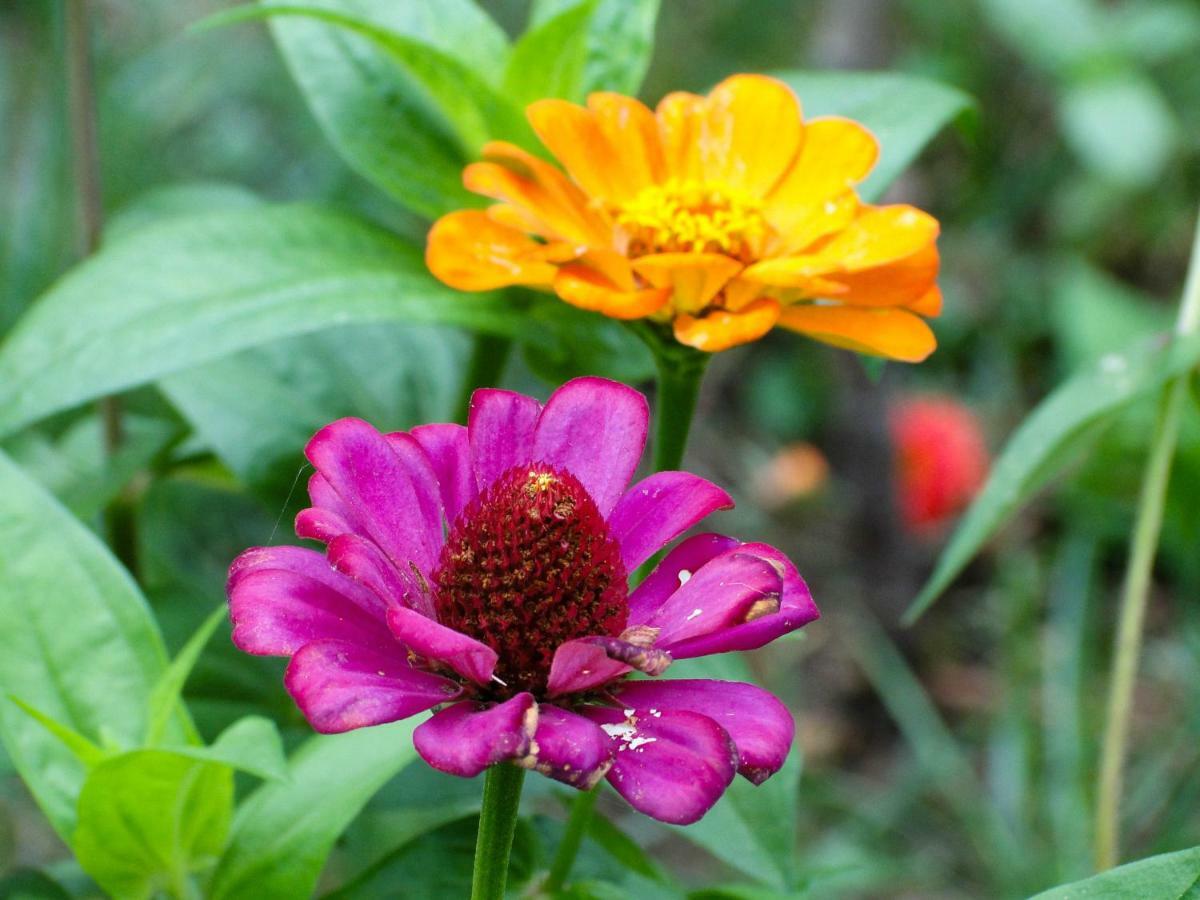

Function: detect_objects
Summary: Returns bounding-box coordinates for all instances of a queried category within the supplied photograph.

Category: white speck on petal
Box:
[627,736,657,752]
[686,608,703,621]
[678,569,692,585]
[623,708,636,717]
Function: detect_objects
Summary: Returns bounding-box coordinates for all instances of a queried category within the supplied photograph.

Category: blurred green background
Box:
[2,1,1200,897]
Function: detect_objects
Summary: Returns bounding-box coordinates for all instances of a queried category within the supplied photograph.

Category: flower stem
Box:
[471,763,526,900]
[1094,208,1200,870]
[542,786,598,894]
[649,338,710,473]
[454,334,513,424]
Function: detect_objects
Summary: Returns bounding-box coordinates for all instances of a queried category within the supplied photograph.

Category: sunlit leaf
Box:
[1029,844,1200,898]
[530,0,661,96]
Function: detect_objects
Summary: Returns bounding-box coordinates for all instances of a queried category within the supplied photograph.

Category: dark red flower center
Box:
[432,463,628,696]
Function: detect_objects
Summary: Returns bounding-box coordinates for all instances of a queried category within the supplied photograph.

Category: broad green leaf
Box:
[584,803,669,882]
[250,0,511,217]
[160,322,466,494]
[146,604,226,746]
[504,1,594,106]
[905,328,1200,623]
[1030,844,1200,898]
[672,748,803,890]
[106,181,263,243]
[162,716,289,783]
[522,315,656,387]
[208,719,420,900]
[0,869,72,900]
[0,205,542,439]
[531,0,661,96]
[772,70,974,201]
[74,750,233,900]
[0,449,184,839]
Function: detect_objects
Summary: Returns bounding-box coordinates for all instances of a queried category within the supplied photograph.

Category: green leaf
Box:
[106,181,264,244]
[161,716,289,783]
[672,748,803,890]
[146,604,227,746]
[208,719,420,900]
[772,70,974,201]
[504,1,595,106]
[583,796,670,882]
[0,205,541,439]
[0,449,184,840]
[1029,844,1200,898]
[160,322,466,494]
[905,329,1200,622]
[238,0,513,217]
[73,750,233,900]
[6,698,104,768]
[531,0,661,96]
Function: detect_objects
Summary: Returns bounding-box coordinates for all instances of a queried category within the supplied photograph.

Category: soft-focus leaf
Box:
[106,181,263,243]
[773,70,973,200]
[0,869,73,900]
[671,748,802,890]
[73,750,233,900]
[1030,844,1200,898]
[160,322,465,494]
[0,205,542,438]
[6,699,104,768]
[254,0,511,216]
[530,0,661,96]
[522,315,656,386]
[161,716,289,783]
[1059,72,1177,189]
[906,329,1200,622]
[0,449,184,839]
[3,413,180,521]
[977,0,1105,73]
[504,1,594,105]
[208,720,420,900]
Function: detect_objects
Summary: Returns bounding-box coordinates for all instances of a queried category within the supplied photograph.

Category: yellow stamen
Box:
[616,179,766,258]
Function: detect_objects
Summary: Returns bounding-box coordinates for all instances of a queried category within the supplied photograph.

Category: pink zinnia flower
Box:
[227,378,818,824]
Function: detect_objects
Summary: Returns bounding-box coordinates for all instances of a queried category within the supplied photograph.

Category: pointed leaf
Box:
[531,0,661,96]
[146,604,227,746]
[1030,844,1200,898]
[162,716,289,782]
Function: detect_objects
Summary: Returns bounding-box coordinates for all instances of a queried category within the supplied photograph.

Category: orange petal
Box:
[656,91,705,182]
[825,243,941,309]
[465,141,611,246]
[554,264,671,319]
[908,284,943,317]
[588,93,665,195]
[701,75,803,196]
[673,297,781,352]
[631,253,743,314]
[778,305,936,362]
[766,117,878,249]
[528,99,637,204]
[808,204,939,273]
[426,210,560,291]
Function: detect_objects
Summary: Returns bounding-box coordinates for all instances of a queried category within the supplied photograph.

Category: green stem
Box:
[1094,209,1200,870]
[649,339,710,473]
[455,334,513,424]
[471,763,526,900]
[542,787,598,894]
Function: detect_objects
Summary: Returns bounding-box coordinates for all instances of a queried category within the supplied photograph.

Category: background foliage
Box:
[1,0,1199,897]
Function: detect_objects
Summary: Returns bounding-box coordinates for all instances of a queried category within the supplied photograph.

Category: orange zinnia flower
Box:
[427,74,941,358]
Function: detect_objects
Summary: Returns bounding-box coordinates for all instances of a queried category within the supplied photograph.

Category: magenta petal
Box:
[328,533,435,617]
[583,707,737,824]
[519,705,613,789]
[609,472,733,571]
[532,377,649,517]
[644,552,783,648]
[408,423,476,526]
[307,472,358,531]
[284,639,461,733]
[546,638,631,697]
[413,694,538,777]
[468,389,541,492]
[614,679,794,784]
[627,533,741,624]
[229,568,391,656]
[295,507,351,544]
[386,605,498,686]
[667,542,819,659]
[305,418,443,579]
